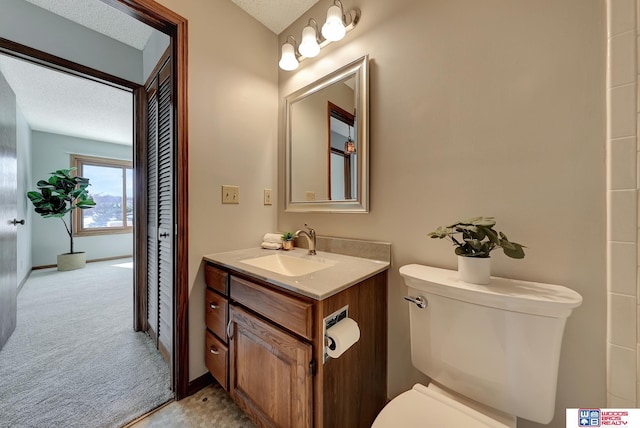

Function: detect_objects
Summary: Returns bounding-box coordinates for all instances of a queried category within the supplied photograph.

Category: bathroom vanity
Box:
[203,246,389,428]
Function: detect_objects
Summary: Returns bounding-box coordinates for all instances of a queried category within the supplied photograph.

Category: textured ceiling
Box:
[6,0,154,146]
[0,54,133,145]
[5,0,316,148]
[231,0,321,34]
[23,0,153,49]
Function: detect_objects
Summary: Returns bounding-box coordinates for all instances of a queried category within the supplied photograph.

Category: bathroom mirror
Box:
[285,55,369,213]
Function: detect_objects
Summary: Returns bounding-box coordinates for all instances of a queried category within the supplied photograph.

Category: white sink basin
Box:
[241,253,334,277]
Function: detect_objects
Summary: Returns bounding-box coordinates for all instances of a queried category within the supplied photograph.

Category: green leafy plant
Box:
[428,216,525,259]
[281,232,295,241]
[27,168,96,255]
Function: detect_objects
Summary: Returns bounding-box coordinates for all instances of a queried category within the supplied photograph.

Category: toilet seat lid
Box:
[372,384,512,428]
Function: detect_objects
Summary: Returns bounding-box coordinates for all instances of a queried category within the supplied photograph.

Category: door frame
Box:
[106,0,189,401]
[0,0,189,400]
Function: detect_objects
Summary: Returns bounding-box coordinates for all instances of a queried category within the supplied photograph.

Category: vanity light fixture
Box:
[279,35,299,71]
[322,1,347,41]
[278,0,361,71]
[298,19,321,58]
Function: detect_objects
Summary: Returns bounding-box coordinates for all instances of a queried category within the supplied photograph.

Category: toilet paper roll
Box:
[326,317,360,358]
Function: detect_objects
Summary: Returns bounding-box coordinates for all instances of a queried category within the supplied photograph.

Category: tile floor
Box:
[126,384,255,428]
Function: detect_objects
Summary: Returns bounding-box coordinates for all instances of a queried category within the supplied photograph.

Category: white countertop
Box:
[203,247,390,300]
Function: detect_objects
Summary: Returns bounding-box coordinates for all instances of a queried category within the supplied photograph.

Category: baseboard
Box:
[32,255,133,270]
[186,372,213,397]
[17,269,32,294]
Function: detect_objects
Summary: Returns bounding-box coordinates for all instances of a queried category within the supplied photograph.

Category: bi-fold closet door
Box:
[145,52,174,370]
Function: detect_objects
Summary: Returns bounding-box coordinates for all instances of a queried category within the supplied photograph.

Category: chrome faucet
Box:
[295,224,316,255]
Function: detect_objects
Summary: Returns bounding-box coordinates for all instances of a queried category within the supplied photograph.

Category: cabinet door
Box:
[229,305,312,428]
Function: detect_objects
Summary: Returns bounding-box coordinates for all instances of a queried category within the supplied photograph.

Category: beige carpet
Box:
[0,259,173,428]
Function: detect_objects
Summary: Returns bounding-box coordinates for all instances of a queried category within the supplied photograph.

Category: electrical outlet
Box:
[264,188,273,205]
[222,185,239,204]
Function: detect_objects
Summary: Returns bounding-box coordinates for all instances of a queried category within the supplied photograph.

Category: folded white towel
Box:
[261,241,282,250]
[263,233,283,244]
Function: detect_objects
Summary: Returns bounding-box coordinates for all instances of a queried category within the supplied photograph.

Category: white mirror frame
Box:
[284,55,369,213]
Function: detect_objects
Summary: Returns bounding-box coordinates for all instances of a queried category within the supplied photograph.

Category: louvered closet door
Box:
[156,59,174,363]
[145,54,174,367]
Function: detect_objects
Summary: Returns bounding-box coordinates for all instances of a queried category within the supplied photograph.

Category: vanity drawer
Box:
[205,287,228,342]
[205,264,229,296]
[230,275,313,340]
[205,330,228,391]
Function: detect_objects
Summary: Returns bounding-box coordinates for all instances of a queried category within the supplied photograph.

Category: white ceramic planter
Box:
[57,252,86,271]
[457,255,491,285]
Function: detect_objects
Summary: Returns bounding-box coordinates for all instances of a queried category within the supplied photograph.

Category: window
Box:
[72,155,133,236]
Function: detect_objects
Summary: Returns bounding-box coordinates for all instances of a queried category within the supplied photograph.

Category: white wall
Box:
[16,105,32,285]
[278,1,606,427]
[142,30,170,83]
[0,0,143,84]
[30,131,133,267]
[155,0,279,381]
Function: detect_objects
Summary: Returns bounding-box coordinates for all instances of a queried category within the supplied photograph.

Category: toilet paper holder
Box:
[322,304,349,363]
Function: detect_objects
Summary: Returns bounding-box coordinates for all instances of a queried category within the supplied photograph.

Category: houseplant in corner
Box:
[428,216,525,284]
[27,168,96,271]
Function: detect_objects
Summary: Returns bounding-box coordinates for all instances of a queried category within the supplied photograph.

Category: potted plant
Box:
[281,232,295,250]
[27,168,96,271]
[427,216,525,284]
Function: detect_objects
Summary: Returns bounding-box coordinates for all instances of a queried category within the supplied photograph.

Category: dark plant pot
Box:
[57,252,86,271]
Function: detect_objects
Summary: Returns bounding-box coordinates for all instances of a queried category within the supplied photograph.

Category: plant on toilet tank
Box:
[428,216,525,285]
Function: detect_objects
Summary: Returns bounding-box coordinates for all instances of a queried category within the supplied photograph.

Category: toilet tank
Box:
[400,264,582,425]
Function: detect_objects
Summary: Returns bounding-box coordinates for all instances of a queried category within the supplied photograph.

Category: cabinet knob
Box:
[209,302,219,309]
[209,346,220,355]
[11,219,25,226]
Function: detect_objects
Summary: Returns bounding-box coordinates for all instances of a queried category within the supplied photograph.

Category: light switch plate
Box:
[222,185,239,204]
[264,188,273,205]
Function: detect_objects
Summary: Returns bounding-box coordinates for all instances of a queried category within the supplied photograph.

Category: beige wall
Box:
[278,1,607,427]
[154,0,279,380]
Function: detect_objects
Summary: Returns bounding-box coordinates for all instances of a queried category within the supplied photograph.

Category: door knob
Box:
[159,232,169,238]
[11,219,25,226]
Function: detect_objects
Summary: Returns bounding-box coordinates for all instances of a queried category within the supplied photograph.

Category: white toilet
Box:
[373,264,583,427]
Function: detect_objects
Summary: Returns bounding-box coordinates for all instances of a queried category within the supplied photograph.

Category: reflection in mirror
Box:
[285,55,369,213]
[328,101,356,200]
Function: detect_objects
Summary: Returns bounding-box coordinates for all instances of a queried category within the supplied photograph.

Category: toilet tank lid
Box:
[400,264,582,318]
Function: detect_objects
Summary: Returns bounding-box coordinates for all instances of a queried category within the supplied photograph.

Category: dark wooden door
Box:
[0,70,17,351]
[229,305,312,428]
[144,52,174,373]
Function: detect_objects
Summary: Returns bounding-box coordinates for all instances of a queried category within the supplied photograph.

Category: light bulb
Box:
[299,25,320,58]
[278,43,298,71]
[321,4,346,42]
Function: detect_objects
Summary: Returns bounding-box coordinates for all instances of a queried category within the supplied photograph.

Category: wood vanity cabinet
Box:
[204,264,229,390]
[204,262,388,428]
